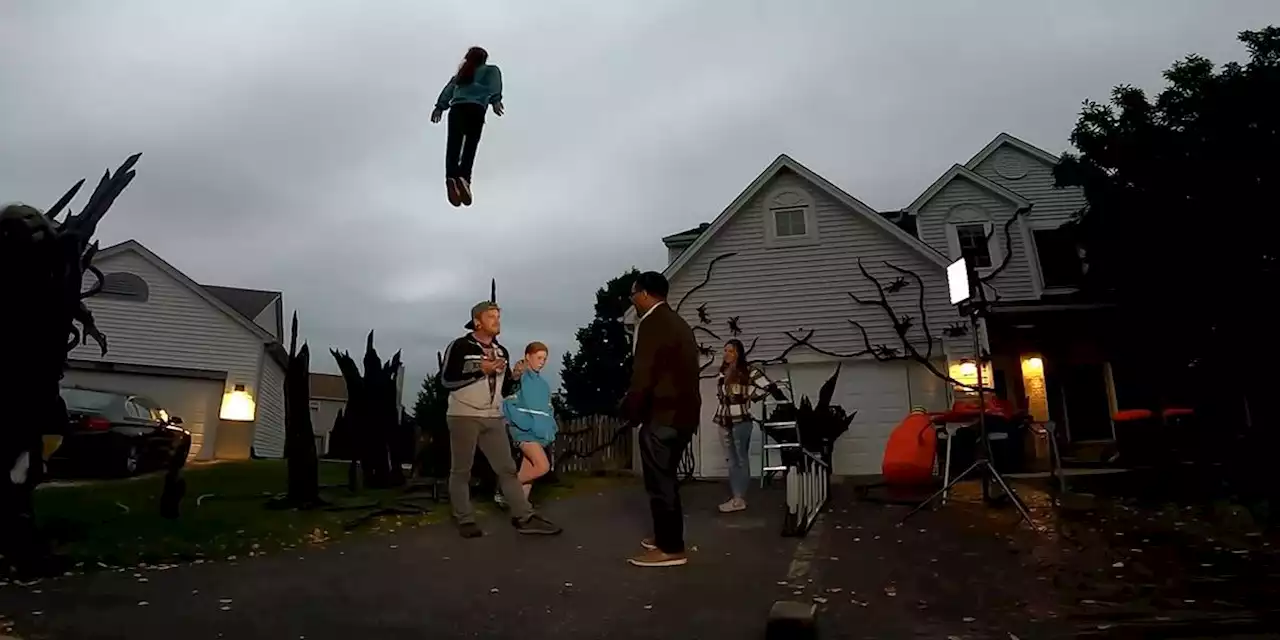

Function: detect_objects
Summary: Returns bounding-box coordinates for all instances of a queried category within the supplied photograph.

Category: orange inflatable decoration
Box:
[881,410,938,486]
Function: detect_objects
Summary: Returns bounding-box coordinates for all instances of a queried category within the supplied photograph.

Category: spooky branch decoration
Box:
[942,322,969,338]
[330,332,406,489]
[278,312,322,508]
[674,251,738,312]
[1,154,143,576]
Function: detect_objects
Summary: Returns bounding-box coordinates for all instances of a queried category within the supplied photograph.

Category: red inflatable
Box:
[881,411,938,486]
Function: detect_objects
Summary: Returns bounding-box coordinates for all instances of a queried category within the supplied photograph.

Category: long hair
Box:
[455,46,489,87]
[719,339,750,384]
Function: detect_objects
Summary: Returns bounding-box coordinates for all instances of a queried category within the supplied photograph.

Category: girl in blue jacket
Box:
[430,46,504,208]
[500,341,557,504]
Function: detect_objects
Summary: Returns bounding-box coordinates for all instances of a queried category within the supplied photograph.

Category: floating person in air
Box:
[430,46,504,207]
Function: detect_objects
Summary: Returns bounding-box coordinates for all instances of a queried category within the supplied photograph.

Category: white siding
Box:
[915,177,1039,301]
[668,170,970,364]
[255,355,286,458]
[971,145,1086,230]
[252,298,281,341]
[71,251,269,437]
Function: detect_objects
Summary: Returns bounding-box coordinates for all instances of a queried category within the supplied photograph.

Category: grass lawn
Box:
[33,460,627,570]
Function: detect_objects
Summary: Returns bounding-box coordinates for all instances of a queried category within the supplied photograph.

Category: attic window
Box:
[773,208,807,238]
[99,272,150,302]
[763,186,818,248]
[1033,228,1084,289]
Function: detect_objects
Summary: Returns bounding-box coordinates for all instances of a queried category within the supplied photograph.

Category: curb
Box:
[766,600,818,639]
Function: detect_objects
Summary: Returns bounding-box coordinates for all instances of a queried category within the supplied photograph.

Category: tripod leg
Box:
[900,459,986,523]
[985,464,1039,529]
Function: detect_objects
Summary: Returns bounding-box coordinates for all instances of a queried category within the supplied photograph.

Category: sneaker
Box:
[512,514,562,536]
[458,522,483,539]
[494,492,508,510]
[457,178,473,206]
[628,549,688,568]
[445,178,462,207]
[718,498,747,513]
[640,537,657,551]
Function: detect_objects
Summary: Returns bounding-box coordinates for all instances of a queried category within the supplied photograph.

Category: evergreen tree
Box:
[559,269,640,418]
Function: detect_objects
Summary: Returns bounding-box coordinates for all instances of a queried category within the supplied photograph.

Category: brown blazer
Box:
[623,302,702,430]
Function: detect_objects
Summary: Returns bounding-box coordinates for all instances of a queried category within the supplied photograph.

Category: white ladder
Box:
[759,376,797,488]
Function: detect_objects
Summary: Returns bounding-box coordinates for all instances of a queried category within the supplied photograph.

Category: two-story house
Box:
[63,240,288,461]
[632,133,1116,478]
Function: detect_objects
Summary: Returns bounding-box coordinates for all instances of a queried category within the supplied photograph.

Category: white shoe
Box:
[494,492,508,509]
[718,498,746,513]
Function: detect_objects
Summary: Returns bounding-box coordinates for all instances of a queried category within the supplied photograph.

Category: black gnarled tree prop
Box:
[281,312,321,507]
[0,155,141,575]
[332,332,404,489]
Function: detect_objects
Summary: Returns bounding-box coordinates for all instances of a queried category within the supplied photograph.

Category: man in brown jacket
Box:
[622,271,701,568]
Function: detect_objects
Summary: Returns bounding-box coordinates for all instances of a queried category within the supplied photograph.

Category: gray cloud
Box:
[3,0,1275,401]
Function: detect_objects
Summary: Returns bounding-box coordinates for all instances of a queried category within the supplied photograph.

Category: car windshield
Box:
[60,388,120,412]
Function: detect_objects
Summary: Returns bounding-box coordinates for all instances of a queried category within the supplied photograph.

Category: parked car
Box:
[48,386,193,478]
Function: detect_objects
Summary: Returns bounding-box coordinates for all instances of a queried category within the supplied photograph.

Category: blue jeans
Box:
[720,419,754,499]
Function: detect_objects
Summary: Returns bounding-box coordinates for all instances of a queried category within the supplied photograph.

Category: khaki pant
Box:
[446,415,533,523]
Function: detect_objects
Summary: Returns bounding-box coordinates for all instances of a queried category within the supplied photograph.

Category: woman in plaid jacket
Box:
[714,339,775,513]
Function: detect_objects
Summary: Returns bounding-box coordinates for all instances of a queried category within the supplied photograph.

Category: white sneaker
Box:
[494,492,508,509]
[718,498,746,513]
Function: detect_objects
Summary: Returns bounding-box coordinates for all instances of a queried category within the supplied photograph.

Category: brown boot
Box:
[457,177,473,206]
[445,178,462,207]
[628,548,688,568]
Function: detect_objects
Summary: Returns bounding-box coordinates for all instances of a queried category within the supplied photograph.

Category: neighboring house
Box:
[630,133,1116,478]
[64,240,287,461]
[309,372,347,456]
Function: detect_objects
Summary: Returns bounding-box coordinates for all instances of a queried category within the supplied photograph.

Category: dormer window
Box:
[763,185,818,248]
[954,223,993,269]
[945,204,998,271]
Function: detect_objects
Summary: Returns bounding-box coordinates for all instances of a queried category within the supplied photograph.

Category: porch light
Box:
[948,360,992,389]
[219,384,256,422]
[1020,355,1049,422]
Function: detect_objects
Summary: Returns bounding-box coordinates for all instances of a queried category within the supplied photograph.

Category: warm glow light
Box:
[219,384,256,421]
[1020,354,1050,422]
[948,359,992,391]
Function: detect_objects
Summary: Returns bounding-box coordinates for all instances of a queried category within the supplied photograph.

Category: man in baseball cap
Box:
[439,300,562,538]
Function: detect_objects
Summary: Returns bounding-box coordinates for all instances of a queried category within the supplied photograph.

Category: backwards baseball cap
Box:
[464,300,500,330]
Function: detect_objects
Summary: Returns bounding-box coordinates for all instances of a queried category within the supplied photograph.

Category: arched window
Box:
[945,204,996,269]
[99,272,150,302]
[763,185,818,248]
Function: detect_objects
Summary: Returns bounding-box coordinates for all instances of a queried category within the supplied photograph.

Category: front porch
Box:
[983,303,1130,452]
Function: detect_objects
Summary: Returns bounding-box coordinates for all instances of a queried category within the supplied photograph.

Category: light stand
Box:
[900,258,1038,529]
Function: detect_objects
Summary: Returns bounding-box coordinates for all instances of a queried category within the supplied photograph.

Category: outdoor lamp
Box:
[219,384,256,421]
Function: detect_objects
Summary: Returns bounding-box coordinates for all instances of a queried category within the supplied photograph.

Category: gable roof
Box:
[662,154,950,286]
[964,132,1062,170]
[204,284,283,338]
[904,163,1033,215]
[96,240,279,345]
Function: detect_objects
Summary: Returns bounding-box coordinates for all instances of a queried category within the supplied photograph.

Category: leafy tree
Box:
[559,268,640,418]
[1054,27,1278,429]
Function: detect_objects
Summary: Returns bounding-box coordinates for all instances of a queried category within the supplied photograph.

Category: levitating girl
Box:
[498,342,557,505]
[431,46,504,207]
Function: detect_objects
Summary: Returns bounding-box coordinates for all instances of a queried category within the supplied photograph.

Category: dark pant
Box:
[639,423,693,554]
[446,415,533,524]
[445,102,486,181]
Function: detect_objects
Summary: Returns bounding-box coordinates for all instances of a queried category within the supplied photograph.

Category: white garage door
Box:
[696,359,950,478]
[61,369,225,460]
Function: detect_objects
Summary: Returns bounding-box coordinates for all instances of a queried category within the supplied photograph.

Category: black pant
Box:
[445,103,486,181]
[639,424,693,554]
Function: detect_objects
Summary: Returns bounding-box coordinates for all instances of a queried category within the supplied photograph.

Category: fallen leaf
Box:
[564,582,573,587]
[1111,562,1124,568]
[962,616,976,622]
[220,605,232,612]
[138,601,149,606]
[813,596,828,604]
[643,604,653,610]
[219,598,233,604]
[490,588,500,594]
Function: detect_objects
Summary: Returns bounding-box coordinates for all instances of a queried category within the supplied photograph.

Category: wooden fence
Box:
[551,415,632,474]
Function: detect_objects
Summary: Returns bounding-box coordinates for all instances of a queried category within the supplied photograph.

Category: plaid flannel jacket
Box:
[714,366,773,427]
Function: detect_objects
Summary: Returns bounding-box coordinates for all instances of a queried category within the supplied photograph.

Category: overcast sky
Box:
[2,1,1274,402]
